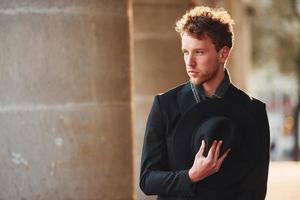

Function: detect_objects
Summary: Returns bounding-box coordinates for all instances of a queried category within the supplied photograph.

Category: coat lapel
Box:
[177,82,197,115]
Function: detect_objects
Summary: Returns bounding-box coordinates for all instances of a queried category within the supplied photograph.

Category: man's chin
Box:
[190,78,205,86]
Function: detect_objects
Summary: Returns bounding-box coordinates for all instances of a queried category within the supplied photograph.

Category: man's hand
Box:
[188,140,230,183]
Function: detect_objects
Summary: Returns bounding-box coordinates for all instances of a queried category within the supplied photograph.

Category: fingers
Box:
[214,140,223,161]
[217,148,231,166]
[211,148,230,173]
[192,141,230,179]
[196,140,205,158]
[207,140,218,159]
[197,140,228,161]
[220,148,231,160]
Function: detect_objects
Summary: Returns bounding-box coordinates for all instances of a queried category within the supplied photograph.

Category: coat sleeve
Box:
[139,95,196,196]
[237,102,270,200]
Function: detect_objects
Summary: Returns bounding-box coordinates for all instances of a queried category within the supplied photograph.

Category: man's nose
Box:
[186,54,196,67]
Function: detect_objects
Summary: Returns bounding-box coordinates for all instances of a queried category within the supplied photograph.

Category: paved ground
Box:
[266,161,300,200]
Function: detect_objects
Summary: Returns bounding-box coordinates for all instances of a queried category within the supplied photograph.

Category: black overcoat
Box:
[139,82,270,200]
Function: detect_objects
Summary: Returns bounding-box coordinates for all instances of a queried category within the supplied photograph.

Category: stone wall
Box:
[0,1,134,199]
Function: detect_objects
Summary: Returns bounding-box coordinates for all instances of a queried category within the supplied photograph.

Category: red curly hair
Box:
[175,6,235,51]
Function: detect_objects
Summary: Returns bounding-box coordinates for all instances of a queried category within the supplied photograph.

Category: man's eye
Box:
[196,50,204,55]
[183,51,189,55]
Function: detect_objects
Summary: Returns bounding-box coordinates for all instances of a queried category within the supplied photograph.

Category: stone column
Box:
[0,1,134,199]
[133,1,189,199]
[222,0,253,92]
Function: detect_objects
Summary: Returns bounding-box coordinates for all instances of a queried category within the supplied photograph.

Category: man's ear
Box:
[218,46,231,62]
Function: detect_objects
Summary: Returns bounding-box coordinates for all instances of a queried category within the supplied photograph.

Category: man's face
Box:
[181,33,225,86]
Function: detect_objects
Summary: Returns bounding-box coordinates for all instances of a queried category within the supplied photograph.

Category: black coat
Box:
[139,82,270,200]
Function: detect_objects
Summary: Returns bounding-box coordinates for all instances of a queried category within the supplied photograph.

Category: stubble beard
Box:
[189,63,220,86]
[190,73,208,86]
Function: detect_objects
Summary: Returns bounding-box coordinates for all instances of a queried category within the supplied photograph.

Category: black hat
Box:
[171,98,257,174]
[191,115,237,157]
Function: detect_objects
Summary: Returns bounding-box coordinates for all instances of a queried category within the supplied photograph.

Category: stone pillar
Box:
[0,1,134,199]
[222,0,253,92]
[133,1,189,199]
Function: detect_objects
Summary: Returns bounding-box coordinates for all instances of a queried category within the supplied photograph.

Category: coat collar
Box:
[177,81,236,115]
[177,82,197,115]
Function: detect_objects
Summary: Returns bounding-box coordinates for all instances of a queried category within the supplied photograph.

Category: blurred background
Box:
[0,0,299,199]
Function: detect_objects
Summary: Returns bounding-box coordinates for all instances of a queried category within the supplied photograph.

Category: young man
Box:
[140,6,270,200]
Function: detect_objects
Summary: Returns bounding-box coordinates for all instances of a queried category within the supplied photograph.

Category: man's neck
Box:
[202,68,225,97]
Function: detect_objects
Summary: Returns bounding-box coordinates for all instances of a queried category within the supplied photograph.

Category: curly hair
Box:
[175,6,235,51]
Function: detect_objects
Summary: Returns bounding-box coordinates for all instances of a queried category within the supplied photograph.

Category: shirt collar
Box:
[191,68,231,100]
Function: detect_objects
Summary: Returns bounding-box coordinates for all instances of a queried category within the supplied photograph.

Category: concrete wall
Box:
[0,1,134,199]
[133,1,190,199]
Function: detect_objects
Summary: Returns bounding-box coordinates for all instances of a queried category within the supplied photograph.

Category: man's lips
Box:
[188,71,199,76]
